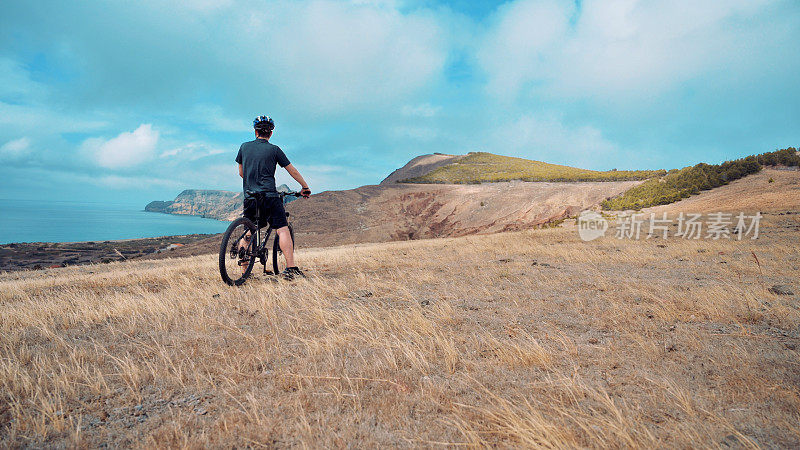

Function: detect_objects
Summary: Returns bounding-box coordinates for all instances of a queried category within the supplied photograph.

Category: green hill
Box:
[602,148,800,210]
[400,152,663,184]
[398,148,799,211]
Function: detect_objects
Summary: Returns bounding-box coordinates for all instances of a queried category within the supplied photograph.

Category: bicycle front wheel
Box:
[272,224,295,276]
[219,217,258,286]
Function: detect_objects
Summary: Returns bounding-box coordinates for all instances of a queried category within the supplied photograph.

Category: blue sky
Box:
[1,0,798,207]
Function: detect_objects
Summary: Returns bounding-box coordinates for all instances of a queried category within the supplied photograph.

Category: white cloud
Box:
[182,164,242,191]
[300,164,344,174]
[401,103,441,118]
[477,0,574,97]
[2,1,451,116]
[0,101,108,134]
[190,105,250,132]
[274,162,367,192]
[97,174,181,189]
[83,124,159,169]
[391,126,438,141]
[349,0,403,9]
[1,0,797,201]
[0,137,31,160]
[177,0,234,13]
[488,114,620,168]
[478,0,794,100]
[0,58,46,100]
[238,1,448,112]
[159,142,226,161]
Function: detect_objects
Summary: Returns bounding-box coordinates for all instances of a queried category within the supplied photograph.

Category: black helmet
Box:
[253,115,275,131]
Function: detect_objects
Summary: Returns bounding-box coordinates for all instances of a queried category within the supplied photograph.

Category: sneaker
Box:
[280,266,305,280]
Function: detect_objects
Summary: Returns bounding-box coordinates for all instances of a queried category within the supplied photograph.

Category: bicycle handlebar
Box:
[245,190,303,198]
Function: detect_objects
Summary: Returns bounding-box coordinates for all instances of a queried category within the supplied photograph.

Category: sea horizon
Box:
[0,198,229,245]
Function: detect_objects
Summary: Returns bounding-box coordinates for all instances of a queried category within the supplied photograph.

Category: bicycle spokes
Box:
[219,219,258,286]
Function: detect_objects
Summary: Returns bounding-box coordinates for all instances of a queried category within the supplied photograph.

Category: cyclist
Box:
[236,115,311,280]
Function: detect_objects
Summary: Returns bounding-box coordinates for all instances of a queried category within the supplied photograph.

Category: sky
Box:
[1,0,798,207]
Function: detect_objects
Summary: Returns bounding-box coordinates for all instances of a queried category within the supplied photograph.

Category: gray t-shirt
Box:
[235,139,291,197]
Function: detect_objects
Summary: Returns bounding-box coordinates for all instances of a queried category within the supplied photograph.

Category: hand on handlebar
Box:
[301,187,311,198]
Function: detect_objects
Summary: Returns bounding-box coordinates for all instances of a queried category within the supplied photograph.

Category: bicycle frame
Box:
[220,190,301,284]
[248,199,274,273]
[240,191,295,272]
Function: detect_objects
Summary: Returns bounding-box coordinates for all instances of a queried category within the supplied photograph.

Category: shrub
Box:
[602,147,798,210]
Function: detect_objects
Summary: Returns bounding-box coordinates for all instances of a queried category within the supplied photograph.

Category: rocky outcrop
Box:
[144,200,175,213]
[145,185,296,221]
[380,153,464,184]
[146,189,242,221]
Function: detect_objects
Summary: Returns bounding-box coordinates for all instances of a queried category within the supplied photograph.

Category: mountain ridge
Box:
[144,149,799,230]
[380,153,464,184]
[399,152,662,184]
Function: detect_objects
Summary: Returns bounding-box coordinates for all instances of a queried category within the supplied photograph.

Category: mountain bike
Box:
[218,190,300,286]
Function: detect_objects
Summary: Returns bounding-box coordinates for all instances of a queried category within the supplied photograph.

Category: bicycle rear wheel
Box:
[272,224,295,276]
[219,217,258,286]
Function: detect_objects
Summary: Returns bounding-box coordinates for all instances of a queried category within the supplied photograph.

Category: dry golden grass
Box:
[1,217,799,447]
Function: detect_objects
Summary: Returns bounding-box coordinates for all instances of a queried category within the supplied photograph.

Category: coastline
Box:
[0,198,230,246]
[0,233,221,272]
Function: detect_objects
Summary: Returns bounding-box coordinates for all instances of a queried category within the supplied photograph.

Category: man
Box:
[236,115,311,280]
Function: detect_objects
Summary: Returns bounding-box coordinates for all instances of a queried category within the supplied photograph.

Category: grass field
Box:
[2,212,799,447]
[400,152,663,184]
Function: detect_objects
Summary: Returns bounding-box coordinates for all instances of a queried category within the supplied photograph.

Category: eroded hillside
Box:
[286,180,641,247]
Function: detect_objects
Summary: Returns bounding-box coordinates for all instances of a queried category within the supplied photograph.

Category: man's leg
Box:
[241,197,256,275]
[275,226,295,267]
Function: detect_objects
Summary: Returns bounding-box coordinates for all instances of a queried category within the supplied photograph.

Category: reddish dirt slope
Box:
[140,179,641,260]
[287,180,642,248]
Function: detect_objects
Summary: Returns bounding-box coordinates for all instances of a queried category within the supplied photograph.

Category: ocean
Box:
[0,199,230,244]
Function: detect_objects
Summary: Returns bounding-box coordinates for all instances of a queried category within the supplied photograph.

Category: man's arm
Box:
[283,164,310,196]
[238,163,244,179]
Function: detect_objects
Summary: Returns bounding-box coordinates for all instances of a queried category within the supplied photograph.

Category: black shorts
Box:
[243,196,288,229]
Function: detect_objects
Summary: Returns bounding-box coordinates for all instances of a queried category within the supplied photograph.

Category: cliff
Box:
[144,200,175,213]
[146,185,296,221]
[145,189,242,221]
